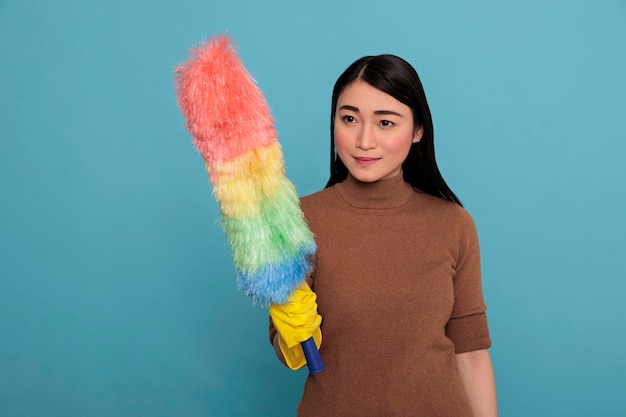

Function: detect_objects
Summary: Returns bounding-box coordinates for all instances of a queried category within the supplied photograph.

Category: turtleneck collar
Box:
[334,173,415,209]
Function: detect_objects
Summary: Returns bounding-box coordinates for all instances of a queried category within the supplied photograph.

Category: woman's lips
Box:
[354,157,380,166]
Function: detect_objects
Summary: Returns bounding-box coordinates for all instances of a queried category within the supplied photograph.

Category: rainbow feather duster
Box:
[175,36,317,307]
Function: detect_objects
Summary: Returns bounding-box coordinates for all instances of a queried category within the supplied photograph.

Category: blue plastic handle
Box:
[301,337,325,374]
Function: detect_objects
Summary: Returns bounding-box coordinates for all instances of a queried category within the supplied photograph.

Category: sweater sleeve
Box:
[445,209,492,353]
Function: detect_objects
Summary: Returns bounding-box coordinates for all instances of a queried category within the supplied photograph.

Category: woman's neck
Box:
[334,173,414,209]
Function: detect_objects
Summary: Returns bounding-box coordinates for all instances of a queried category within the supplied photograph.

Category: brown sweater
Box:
[271,174,491,417]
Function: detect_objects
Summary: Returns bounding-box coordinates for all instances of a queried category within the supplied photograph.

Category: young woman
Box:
[269,54,497,417]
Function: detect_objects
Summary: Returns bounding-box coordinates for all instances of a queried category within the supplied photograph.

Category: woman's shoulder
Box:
[412,188,476,227]
[300,185,338,212]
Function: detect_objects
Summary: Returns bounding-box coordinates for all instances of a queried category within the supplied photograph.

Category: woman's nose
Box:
[356,126,377,150]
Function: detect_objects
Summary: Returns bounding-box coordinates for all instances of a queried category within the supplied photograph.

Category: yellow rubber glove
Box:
[269,283,322,370]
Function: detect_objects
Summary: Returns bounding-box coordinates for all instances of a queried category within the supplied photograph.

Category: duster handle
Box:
[302,337,325,374]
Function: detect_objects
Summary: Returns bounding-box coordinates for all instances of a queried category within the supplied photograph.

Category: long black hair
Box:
[326,54,462,206]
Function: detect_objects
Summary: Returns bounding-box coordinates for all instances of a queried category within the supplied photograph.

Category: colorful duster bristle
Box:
[175,36,316,307]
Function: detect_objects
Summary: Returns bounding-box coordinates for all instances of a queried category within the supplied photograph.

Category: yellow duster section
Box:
[210,142,288,219]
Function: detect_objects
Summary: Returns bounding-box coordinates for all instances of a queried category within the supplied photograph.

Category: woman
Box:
[269,54,497,417]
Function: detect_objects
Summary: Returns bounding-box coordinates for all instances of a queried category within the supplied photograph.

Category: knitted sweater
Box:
[271,174,491,417]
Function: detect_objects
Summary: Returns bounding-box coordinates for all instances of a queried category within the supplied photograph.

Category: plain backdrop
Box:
[1,0,625,416]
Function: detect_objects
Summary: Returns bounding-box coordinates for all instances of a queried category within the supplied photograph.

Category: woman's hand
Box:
[269,283,322,369]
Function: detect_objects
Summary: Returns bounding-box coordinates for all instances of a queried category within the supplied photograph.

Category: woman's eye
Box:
[380,120,394,127]
[343,115,356,123]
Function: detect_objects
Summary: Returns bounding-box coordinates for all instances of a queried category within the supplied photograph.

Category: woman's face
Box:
[334,81,423,183]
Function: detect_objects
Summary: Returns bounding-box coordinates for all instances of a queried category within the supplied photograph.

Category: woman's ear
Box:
[413,125,424,143]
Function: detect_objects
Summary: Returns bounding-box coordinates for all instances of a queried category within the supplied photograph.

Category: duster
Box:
[175,35,323,373]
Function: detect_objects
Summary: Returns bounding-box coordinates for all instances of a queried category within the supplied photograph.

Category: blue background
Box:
[1,0,625,416]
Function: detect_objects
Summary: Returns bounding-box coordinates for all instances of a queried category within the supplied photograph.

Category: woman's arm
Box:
[271,332,288,366]
[455,349,497,417]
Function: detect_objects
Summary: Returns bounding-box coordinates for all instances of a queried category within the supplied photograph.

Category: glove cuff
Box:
[278,327,322,370]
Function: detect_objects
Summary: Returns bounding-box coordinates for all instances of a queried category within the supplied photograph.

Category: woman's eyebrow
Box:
[374,110,403,117]
[339,105,360,112]
[338,105,403,117]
